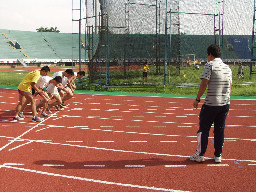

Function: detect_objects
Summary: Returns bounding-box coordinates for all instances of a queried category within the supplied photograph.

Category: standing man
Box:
[190,44,232,163]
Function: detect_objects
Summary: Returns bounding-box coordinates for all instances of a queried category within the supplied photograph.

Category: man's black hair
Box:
[41,66,50,72]
[78,71,86,76]
[65,69,74,76]
[53,76,62,84]
[207,44,221,58]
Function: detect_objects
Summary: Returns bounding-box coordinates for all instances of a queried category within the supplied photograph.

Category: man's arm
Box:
[193,78,209,108]
[31,82,49,102]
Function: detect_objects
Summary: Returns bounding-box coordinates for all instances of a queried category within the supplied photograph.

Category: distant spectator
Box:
[237,62,244,79]
[143,61,150,83]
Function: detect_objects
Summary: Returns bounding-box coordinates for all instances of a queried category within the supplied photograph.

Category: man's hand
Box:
[193,100,199,108]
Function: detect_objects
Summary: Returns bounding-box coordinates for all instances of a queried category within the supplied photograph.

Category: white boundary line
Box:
[1,165,190,192]
[0,109,61,152]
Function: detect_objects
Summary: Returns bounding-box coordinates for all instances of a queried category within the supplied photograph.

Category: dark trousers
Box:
[197,104,230,157]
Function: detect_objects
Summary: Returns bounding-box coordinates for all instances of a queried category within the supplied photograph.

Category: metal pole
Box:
[218,12,221,47]
[104,0,109,85]
[164,0,168,86]
[214,14,216,44]
[169,9,172,84]
[251,0,256,79]
[79,0,82,71]
[156,0,158,74]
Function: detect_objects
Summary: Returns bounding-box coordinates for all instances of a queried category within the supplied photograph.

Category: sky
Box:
[0,0,254,35]
[0,0,72,33]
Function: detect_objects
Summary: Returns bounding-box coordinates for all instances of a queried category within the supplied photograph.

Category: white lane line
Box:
[43,164,65,167]
[35,127,50,132]
[2,165,189,192]
[84,165,105,167]
[3,163,24,166]
[71,108,83,110]
[248,164,256,166]
[165,165,186,167]
[207,164,229,167]
[130,141,148,143]
[160,141,177,143]
[8,141,33,151]
[163,122,176,124]
[0,108,61,152]
[66,141,83,143]
[87,116,100,118]
[97,141,115,143]
[125,165,145,168]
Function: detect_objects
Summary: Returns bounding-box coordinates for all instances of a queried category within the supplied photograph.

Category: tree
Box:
[36,27,60,33]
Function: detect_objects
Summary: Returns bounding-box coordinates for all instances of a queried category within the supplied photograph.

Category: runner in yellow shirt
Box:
[13,66,50,122]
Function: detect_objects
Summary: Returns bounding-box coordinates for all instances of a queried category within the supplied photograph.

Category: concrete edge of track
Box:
[0,85,255,100]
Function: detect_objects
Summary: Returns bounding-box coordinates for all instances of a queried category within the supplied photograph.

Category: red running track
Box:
[0,88,256,191]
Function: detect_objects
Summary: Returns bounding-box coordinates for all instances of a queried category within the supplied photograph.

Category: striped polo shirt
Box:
[201,58,232,106]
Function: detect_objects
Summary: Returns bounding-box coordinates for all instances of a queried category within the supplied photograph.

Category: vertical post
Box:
[218,12,221,47]
[104,0,109,85]
[79,0,82,71]
[169,9,172,85]
[251,0,256,79]
[164,0,168,86]
[155,0,158,74]
[99,11,102,85]
[214,14,216,45]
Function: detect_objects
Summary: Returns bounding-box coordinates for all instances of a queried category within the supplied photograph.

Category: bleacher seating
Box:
[0,29,253,61]
[0,29,81,60]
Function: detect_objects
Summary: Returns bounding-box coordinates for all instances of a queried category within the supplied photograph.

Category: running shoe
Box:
[214,155,222,163]
[18,112,25,120]
[41,112,49,117]
[59,103,66,108]
[12,116,20,122]
[190,153,205,163]
[32,116,43,122]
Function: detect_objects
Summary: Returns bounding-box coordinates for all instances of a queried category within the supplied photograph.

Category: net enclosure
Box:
[72,0,255,87]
